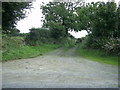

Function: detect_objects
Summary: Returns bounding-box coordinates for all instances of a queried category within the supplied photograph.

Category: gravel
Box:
[2,47,118,88]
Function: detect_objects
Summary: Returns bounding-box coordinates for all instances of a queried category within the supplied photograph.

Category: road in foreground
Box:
[2,47,118,88]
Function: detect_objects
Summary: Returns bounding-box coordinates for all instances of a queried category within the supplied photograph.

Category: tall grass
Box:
[2,44,60,61]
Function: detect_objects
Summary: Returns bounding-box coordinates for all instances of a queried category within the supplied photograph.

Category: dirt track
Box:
[2,47,118,88]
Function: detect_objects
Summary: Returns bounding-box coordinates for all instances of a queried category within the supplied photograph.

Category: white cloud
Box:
[16,0,52,33]
[68,30,88,38]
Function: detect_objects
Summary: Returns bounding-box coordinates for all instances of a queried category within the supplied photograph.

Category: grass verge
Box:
[77,46,118,66]
[2,44,60,61]
[0,52,1,62]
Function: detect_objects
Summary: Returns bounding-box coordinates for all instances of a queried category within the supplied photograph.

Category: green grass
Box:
[2,44,60,61]
[0,52,2,62]
[77,46,118,66]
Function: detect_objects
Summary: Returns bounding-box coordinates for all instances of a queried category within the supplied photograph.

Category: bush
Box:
[79,35,101,49]
[25,28,52,46]
[60,36,76,48]
[102,38,120,55]
[80,35,120,55]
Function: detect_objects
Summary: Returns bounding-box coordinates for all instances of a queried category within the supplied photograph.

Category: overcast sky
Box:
[16,0,119,38]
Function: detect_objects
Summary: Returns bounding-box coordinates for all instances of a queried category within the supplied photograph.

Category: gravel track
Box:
[2,47,118,88]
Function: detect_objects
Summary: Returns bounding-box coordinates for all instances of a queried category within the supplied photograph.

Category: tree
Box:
[76,1,120,54]
[48,22,66,39]
[116,4,120,38]
[41,2,80,37]
[91,2,117,38]
[2,2,32,34]
[76,2,118,38]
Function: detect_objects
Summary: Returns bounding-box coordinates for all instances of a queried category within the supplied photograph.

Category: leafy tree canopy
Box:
[41,2,82,37]
[2,2,32,34]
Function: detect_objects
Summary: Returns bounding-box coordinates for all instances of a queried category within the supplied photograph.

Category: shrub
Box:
[25,28,52,46]
[102,38,120,55]
[81,35,120,55]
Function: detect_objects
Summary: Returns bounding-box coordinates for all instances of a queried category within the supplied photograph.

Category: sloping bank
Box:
[2,44,60,61]
[2,35,60,61]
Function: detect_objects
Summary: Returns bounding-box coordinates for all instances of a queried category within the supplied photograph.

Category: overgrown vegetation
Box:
[25,28,51,46]
[2,35,60,61]
[75,2,119,56]
[25,28,76,47]
[41,1,120,55]
[3,44,60,61]
[2,1,120,64]
[1,2,61,61]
